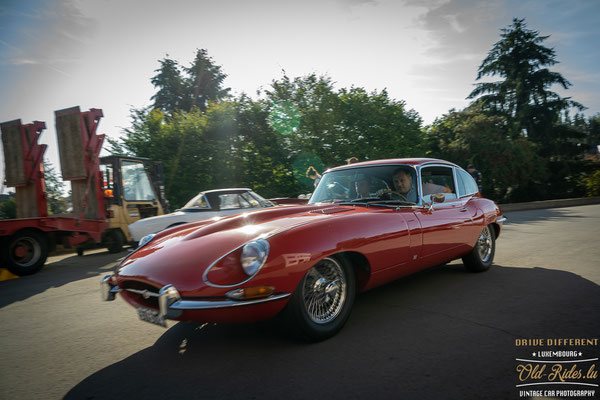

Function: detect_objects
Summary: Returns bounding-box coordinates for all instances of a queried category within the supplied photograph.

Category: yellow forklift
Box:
[96,155,169,254]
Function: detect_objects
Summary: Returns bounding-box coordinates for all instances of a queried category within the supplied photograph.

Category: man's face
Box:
[467,168,475,173]
[393,171,412,193]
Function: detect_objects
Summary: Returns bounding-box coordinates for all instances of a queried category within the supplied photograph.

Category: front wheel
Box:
[280,256,355,342]
[4,230,49,276]
[105,229,125,253]
[462,225,495,272]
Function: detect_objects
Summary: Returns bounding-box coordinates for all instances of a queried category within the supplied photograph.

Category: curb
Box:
[499,196,600,212]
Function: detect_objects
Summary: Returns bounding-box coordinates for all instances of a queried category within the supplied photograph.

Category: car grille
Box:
[120,281,160,309]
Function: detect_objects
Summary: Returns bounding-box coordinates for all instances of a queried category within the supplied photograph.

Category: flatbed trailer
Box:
[1,107,168,276]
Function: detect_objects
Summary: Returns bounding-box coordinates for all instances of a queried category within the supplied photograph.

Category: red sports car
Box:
[102,158,505,341]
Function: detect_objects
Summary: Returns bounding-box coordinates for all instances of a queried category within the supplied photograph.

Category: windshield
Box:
[121,161,156,201]
[183,190,274,210]
[183,193,210,209]
[308,165,418,204]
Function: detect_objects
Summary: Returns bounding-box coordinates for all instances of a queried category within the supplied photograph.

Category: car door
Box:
[455,167,486,243]
[414,165,474,264]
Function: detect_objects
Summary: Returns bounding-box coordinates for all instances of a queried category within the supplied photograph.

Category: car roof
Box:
[327,158,458,172]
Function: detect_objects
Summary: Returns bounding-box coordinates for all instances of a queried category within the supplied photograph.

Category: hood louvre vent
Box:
[310,206,349,215]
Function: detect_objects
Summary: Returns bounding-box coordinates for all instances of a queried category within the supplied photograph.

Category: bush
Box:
[581,169,600,197]
[0,198,16,219]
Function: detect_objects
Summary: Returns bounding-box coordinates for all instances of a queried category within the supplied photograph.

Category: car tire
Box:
[280,256,356,342]
[105,229,125,253]
[4,230,49,276]
[462,225,495,272]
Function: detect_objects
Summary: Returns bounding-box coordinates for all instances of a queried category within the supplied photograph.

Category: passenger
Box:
[354,174,371,198]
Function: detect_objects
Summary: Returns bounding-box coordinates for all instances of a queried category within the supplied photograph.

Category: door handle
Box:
[459,207,468,212]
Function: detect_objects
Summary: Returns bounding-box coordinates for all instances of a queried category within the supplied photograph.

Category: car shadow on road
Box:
[0,250,128,308]
[65,263,600,400]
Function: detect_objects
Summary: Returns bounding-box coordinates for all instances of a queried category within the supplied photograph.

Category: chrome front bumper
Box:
[101,274,290,318]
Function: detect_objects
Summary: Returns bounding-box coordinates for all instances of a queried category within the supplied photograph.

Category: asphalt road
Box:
[1,204,599,400]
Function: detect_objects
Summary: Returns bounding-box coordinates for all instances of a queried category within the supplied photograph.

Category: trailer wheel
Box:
[105,229,125,253]
[4,230,49,276]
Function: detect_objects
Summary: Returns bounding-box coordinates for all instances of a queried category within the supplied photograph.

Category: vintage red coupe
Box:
[102,158,505,341]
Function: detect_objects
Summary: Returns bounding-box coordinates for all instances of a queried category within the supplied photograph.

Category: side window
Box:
[218,193,252,209]
[420,166,457,202]
[456,169,466,197]
[457,169,479,195]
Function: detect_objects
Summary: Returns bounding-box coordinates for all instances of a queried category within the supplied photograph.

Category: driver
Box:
[378,168,417,203]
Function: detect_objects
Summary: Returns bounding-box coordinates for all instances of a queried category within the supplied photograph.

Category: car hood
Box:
[116,204,356,292]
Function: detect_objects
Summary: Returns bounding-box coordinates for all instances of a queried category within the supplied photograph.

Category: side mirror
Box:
[432,193,445,203]
[425,193,445,212]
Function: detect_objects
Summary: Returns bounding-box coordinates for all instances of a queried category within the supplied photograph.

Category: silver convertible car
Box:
[128,188,275,243]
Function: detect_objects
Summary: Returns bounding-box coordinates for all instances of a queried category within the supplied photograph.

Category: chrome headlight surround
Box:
[240,239,270,276]
[138,233,156,249]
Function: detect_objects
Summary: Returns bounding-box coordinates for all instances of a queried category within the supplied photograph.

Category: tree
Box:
[265,73,425,172]
[467,18,583,142]
[150,49,230,115]
[44,161,69,215]
[338,87,424,161]
[151,58,186,115]
[426,106,547,202]
[183,49,230,112]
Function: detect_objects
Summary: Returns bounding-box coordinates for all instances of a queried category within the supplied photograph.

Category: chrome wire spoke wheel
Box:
[302,257,347,324]
[477,226,493,263]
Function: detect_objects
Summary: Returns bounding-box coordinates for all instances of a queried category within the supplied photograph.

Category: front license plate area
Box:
[137,306,166,327]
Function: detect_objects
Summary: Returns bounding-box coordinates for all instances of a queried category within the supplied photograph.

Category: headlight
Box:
[138,233,156,248]
[240,239,270,276]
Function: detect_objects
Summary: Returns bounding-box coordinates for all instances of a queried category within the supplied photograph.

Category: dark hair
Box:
[393,167,411,177]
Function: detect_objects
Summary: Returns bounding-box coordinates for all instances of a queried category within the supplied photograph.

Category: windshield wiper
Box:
[339,199,416,207]
[339,197,382,205]
[366,200,416,206]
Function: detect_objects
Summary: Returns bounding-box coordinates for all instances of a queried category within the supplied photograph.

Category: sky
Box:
[1,0,599,192]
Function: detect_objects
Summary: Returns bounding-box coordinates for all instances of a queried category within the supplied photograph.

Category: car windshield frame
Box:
[308,164,420,205]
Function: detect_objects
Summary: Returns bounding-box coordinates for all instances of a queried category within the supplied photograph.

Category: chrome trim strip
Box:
[124,288,159,298]
[169,293,291,310]
[496,217,507,223]
[108,282,290,311]
[101,274,120,301]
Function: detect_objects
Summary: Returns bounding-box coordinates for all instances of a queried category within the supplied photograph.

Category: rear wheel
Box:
[462,225,495,272]
[280,256,355,342]
[4,230,48,276]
